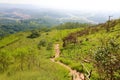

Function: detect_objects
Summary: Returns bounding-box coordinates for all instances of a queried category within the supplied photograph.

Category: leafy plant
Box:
[94,39,120,80]
[27,30,40,38]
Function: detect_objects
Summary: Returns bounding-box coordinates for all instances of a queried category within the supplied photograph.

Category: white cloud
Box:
[0,0,120,11]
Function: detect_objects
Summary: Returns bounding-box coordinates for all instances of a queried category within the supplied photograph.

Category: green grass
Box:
[0,61,70,80]
[0,28,81,80]
[0,20,120,80]
[58,21,120,79]
[0,35,19,48]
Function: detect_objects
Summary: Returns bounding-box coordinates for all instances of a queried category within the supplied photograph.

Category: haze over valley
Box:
[0,3,120,24]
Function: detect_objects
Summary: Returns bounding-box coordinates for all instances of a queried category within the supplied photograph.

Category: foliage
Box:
[0,27,76,80]
[46,42,53,50]
[94,39,120,80]
[0,18,120,80]
[27,30,40,38]
[38,39,47,49]
[0,50,12,72]
[59,19,120,80]
[0,18,56,38]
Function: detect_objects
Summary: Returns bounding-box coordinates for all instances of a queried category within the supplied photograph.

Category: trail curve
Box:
[50,44,85,80]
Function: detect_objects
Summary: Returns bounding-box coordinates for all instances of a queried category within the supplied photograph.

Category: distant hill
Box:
[0,3,120,38]
[1,3,120,24]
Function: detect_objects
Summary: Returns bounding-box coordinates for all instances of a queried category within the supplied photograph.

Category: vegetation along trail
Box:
[50,44,85,80]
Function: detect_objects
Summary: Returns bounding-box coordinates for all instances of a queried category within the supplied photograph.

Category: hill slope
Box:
[58,19,120,80]
[0,19,120,80]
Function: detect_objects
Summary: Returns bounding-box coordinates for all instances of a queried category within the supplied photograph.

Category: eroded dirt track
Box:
[50,44,85,80]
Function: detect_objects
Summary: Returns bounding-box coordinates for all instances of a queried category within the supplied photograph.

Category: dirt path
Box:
[50,44,85,80]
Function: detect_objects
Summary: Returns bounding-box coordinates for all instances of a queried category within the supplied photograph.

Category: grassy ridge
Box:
[58,19,120,79]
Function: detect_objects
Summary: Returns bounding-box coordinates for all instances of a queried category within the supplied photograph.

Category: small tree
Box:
[94,39,120,80]
[27,30,40,38]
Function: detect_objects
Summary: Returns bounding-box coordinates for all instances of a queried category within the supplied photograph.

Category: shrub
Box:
[27,30,40,38]
[38,39,47,49]
[94,39,120,80]
[46,42,53,50]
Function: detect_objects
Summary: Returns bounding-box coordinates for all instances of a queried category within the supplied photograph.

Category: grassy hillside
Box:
[57,19,120,80]
[0,26,82,80]
[0,19,120,80]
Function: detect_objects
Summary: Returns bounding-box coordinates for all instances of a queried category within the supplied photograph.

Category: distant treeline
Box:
[0,18,93,38]
[0,18,56,38]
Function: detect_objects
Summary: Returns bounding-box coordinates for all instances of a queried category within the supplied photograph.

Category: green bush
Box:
[27,30,40,38]
[46,42,53,50]
[94,39,120,80]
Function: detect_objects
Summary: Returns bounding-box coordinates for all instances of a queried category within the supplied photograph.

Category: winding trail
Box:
[50,44,85,80]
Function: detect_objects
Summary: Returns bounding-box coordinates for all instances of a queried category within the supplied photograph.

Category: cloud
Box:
[0,0,120,11]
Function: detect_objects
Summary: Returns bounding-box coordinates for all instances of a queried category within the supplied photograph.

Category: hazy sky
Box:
[0,0,120,11]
